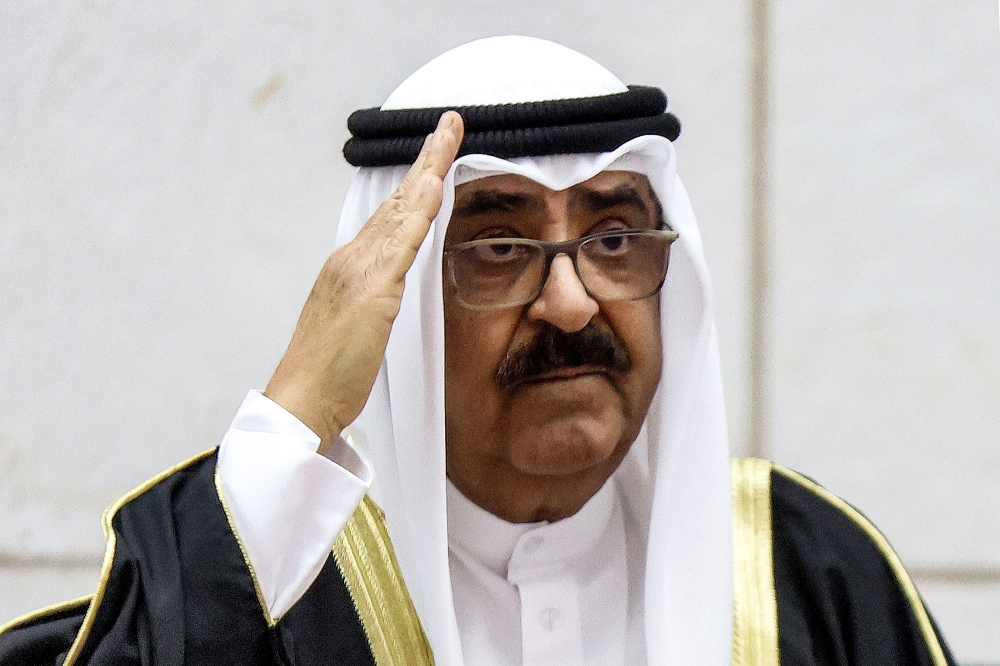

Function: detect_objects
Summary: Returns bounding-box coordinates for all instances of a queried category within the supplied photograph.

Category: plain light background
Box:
[1,0,998,661]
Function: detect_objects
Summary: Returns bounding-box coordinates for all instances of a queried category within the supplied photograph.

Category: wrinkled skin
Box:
[443,172,663,522]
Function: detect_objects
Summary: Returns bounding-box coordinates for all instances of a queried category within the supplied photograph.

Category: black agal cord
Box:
[343,85,681,167]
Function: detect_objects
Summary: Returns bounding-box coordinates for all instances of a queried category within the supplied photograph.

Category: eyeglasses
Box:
[444,228,679,311]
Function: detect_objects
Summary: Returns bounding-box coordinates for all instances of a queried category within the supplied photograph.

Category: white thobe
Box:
[217,390,641,665]
[448,477,641,666]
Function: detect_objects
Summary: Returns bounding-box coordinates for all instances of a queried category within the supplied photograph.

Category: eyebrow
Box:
[572,184,651,217]
[452,189,533,218]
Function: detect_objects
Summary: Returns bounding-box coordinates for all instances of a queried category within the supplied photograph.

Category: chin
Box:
[505,415,622,477]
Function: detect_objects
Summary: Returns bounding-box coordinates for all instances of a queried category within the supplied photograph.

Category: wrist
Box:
[263,379,344,452]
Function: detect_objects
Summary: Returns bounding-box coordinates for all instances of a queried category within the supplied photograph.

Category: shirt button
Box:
[539,607,560,632]
[523,535,544,552]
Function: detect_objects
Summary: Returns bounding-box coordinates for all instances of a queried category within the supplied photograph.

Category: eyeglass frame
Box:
[443,228,680,311]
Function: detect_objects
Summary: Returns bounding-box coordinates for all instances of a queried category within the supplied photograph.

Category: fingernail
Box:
[438,111,454,131]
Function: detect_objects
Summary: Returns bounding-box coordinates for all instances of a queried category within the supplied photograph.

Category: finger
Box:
[402,133,433,179]
[390,111,464,218]
[420,111,464,181]
[359,112,463,249]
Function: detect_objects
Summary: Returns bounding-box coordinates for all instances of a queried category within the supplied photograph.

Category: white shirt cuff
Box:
[217,390,372,621]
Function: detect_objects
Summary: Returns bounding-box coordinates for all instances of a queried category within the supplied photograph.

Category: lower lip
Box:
[520,369,607,385]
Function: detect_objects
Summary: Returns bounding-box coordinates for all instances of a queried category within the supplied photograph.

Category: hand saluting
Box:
[264,111,465,453]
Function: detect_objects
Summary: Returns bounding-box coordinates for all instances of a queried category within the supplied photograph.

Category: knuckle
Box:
[382,230,408,256]
[320,248,351,281]
[375,197,408,228]
[359,263,379,295]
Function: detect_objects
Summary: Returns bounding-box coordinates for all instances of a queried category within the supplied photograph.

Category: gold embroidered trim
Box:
[213,466,276,627]
[333,496,434,666]
[0,595,92,636]
[774,465,949,666]
[730,458,781,666]
[62,448,217,666]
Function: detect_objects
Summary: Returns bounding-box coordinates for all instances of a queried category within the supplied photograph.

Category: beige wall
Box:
[1,1,996,660]
[766,2,1000,661]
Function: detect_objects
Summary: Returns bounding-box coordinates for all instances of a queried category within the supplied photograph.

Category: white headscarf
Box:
[336,36,733,666]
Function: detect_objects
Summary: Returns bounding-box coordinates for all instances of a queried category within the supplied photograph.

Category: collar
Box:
[446,477,618,585]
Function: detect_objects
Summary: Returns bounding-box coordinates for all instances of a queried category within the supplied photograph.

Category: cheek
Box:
[602,298,663,404]
[443,298,521,417]
[445,311,503,375]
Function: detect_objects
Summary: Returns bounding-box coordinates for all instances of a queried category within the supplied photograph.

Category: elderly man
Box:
[0,37,954,666]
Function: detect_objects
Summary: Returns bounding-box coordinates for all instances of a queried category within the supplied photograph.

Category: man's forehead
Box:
[447,170,664,240]
[453,170,655,201]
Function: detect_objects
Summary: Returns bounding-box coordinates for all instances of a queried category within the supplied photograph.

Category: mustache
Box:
[495,323,633,389]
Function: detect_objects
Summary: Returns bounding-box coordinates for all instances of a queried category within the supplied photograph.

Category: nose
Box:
[525,254,599,332]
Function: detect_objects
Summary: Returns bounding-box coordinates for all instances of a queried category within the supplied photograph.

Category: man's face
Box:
[443,170,664,522]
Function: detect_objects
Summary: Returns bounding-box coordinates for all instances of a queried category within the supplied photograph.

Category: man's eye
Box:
[599,235,625,251]
[589,233,632,255]
[486,243,514,257]
[470,242,530,264]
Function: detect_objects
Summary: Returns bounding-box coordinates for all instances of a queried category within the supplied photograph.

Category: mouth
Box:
[516,365,611,387]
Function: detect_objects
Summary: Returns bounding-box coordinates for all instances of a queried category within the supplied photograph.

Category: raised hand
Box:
[264,111,465,452]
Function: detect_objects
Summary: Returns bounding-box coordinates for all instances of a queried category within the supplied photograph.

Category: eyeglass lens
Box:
[447,231,673,310]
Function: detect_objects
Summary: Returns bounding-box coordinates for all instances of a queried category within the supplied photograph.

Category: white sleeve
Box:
[216,390,372,621]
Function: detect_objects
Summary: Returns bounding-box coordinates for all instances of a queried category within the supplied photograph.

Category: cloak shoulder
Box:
[0,449,429,666]
[731,458,958,666]
[0,596,92,665]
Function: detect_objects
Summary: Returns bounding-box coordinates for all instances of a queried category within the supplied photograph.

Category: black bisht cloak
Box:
[0,450,955,666]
